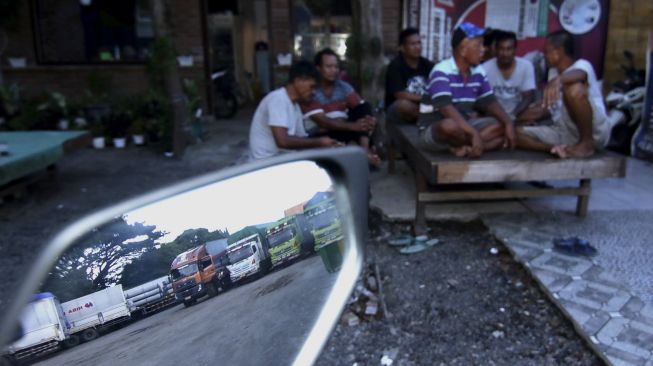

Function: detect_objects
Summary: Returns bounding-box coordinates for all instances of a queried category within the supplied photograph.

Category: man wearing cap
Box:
[418,22,516,157]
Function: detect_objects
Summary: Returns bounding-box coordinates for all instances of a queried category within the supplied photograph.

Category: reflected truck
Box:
[2,293,69,363]
[304,192,344,273]
[265,214,314,267]
[226,233,271,283]
[170,239,231,307]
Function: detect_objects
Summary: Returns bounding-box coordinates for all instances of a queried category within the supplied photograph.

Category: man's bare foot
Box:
[550,145,568,158]
[551,142,594,159]
[451,145,472,157]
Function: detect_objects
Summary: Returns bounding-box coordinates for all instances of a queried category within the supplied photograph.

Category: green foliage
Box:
[227,225,267,245]
[146,37,177,93]
[41,216,165,300]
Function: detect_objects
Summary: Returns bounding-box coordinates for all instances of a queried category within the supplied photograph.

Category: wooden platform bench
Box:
[386,123,627,233]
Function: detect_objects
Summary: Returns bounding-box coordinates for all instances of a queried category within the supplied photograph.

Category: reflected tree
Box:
[42,216,164,301]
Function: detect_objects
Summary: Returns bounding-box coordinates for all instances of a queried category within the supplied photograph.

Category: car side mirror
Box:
[0,147,368,366]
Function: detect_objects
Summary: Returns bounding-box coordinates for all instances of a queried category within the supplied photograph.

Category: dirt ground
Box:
[316,213,602,366]
[0,115,601,365]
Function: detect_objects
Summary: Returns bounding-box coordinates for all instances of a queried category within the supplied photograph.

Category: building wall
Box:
[603,1,652,92]
[3,1,206,105]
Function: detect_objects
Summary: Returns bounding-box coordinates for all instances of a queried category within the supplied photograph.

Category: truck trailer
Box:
[124,275,177,316]
[60,285,131,345]
[2,293,69,363]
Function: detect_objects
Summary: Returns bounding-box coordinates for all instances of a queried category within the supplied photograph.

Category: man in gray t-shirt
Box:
[482,31,535,121]
[248,61,340,160]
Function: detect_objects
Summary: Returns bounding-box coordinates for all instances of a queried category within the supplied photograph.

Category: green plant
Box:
[129,118,146,135]
[104,110,131,138]
[88,120,106,138]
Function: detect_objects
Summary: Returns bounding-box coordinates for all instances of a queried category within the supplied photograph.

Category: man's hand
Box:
[542,77,562,109]
[352,116,376,133]
[504,123,517,149]
[318,136,344,148]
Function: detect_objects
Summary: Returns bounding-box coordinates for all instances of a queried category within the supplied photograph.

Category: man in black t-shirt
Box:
[384,28,434,124]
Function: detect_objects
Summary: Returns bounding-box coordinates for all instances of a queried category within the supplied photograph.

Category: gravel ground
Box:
[0,115,601,365]
[316,212,603,366]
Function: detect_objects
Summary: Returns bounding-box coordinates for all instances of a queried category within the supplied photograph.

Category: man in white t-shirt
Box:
[516,30,609,158]
[248,60,340,160]
[482,31,535,121]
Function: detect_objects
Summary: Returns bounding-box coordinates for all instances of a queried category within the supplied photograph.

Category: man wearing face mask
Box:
[248,60,340,161]
[482,30,536,122]
[384,27,434,124]
[418,22,516,158]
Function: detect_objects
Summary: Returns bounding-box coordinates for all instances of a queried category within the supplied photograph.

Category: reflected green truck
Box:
[265,214,314,267]
[303,192,343,273]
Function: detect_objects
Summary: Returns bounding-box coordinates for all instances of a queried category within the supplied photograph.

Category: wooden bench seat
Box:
[386,123,627,233]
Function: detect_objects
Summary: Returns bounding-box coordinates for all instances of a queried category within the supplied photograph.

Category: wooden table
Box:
[387,123,627,233]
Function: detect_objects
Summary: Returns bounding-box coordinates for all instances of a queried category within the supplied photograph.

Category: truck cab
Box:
[226,234,271,283]
[304,197,343,250]
[266,222,301,267]
[170,243,230,307]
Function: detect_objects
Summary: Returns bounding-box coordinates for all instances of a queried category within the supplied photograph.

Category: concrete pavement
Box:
[370,157,653,366]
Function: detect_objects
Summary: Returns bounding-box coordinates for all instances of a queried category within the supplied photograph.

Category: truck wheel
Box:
[207,283,218,297]
[63,334,81,348]
[0,355,15,366]
[81,328,99,342]
[183,299,195,307]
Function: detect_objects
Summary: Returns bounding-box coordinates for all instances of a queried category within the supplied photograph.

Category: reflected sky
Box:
[125,161,332,242]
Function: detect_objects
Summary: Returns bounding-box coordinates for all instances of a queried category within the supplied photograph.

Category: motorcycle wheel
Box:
[214,92,238,119]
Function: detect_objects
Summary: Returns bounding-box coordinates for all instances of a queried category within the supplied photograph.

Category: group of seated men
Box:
[248,21,609,163]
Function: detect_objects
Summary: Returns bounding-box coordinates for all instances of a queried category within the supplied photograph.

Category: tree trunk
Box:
[352,0,384,107]
[150,0,187,157]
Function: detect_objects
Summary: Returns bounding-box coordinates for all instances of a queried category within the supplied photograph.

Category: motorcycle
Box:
[211,68,239,119]
[605,50,647,155]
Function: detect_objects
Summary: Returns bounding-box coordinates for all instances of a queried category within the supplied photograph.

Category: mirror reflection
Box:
[5,161,347,366]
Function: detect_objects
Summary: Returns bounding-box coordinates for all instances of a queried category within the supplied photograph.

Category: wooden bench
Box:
[386,123,627,233]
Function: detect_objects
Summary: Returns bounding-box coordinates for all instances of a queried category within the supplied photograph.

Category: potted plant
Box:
[129,118,147,146]
[104,111,130,149]
[88,121,106,149]
[49,92,70,130]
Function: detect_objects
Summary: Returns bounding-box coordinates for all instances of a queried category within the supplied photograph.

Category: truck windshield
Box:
[268,228,294,247]
[170,263,199,280]
[307,206,339,230]
[228,245,254,263]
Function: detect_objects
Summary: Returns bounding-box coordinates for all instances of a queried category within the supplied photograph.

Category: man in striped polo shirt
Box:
[418,22,516,158]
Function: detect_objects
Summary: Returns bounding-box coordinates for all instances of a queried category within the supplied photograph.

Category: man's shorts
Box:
[419,116,499,151]
[520,98,610,148]
[386,101,416,125]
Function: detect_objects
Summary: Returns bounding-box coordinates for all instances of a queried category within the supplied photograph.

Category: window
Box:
[292,0,352,61]
[33,0,154,63]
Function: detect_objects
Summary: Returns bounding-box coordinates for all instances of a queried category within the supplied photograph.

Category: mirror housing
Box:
[0,147,369,365]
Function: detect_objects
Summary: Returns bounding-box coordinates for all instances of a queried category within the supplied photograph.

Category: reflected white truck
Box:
[227,233,271,283]
[2,293,69,363]
[60,285,131,346]
[124,276,176,316]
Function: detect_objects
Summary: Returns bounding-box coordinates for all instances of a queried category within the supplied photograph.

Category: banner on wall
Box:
[412,0,609,78]
[632,32,653,161]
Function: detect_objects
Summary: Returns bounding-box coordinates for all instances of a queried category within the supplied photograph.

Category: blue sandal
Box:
[553,237,597,257]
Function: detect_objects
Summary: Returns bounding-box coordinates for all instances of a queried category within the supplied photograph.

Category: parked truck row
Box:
[3,192,343,364]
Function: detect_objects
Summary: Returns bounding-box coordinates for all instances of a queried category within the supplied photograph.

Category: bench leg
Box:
[414,170,428,236]
[576,179,591,217]
[387,139,396,174]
